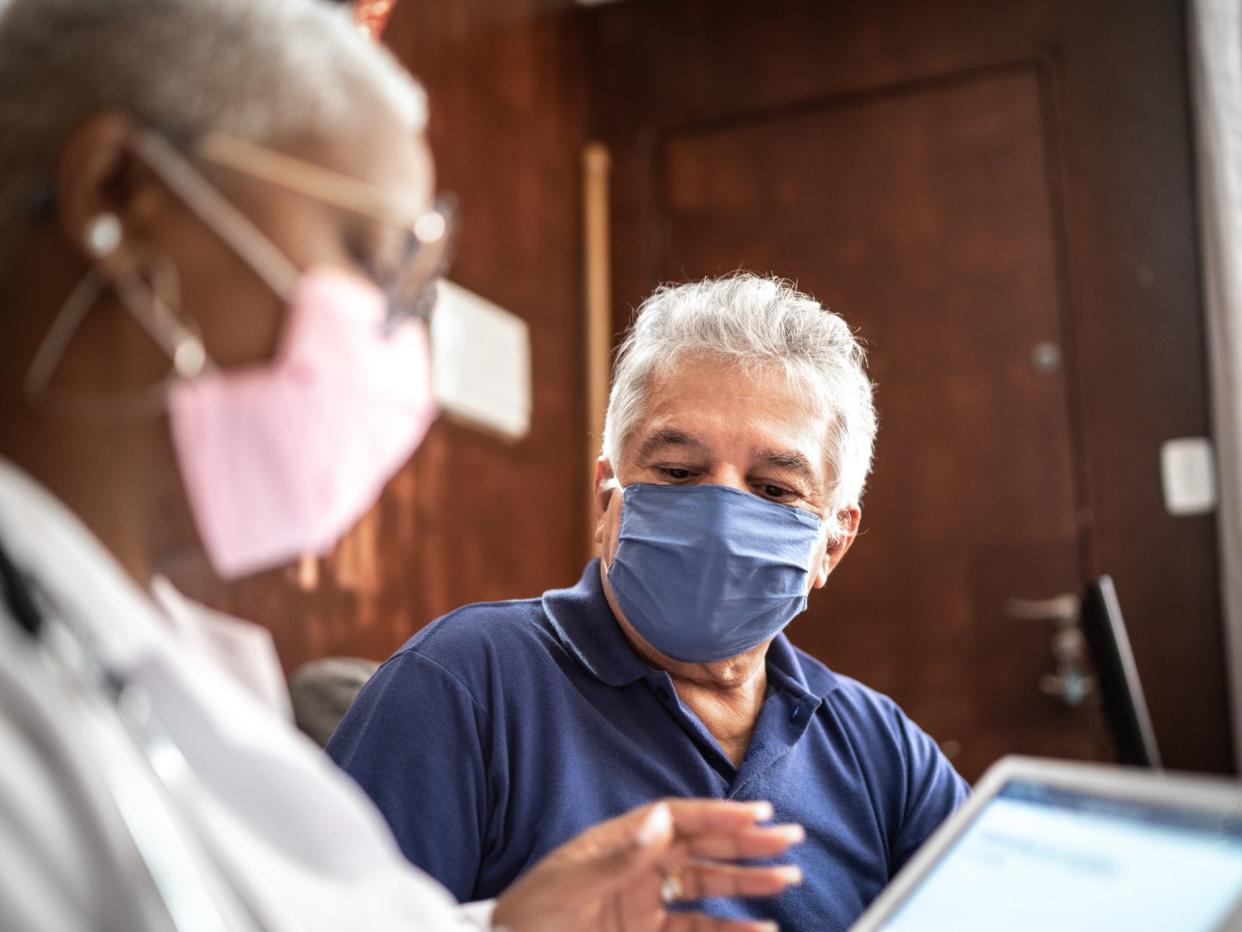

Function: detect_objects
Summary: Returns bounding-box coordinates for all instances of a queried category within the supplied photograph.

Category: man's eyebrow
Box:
[636,428,707,460]
[755,448,819,485]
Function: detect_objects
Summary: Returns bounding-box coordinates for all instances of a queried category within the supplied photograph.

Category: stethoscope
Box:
[0,539,264,932]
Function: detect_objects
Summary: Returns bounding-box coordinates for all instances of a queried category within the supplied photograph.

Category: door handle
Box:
[1004,594,1079,623]
[1005,593,1093,707]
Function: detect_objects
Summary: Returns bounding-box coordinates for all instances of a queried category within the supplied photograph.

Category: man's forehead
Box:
[630,420,826,481]
[626,356,829,466]
[635,426,702,455]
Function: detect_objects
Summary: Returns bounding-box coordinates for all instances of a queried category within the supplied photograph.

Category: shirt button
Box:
[655,686,670,701]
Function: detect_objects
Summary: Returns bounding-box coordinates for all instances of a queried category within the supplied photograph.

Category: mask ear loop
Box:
[24,250,211,422]
[597,475,623,577]
[25,127,296,423]
[132,131,298,302]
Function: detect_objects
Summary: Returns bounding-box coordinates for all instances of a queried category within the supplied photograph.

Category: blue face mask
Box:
[604,483,823,663]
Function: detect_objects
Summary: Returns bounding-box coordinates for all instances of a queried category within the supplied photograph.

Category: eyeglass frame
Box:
[191,130,456,324]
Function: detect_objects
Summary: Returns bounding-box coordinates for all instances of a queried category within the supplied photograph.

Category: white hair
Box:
[0,0,426,250]
[602,274,878,539]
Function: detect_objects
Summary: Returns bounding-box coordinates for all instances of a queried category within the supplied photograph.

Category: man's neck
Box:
[668,665,767,768]
[599,560,770,767]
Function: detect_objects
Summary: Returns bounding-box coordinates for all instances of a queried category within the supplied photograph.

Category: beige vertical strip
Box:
[583,143,613,558]
[1189,0,1242,767]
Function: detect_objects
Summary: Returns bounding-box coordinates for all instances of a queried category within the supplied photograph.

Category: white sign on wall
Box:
[430,281,532,442]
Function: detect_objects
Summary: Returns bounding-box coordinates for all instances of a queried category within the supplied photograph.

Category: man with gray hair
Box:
[331,273,970,930]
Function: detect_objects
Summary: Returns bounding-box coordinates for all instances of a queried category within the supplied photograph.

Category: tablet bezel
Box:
[850,755,1242,931]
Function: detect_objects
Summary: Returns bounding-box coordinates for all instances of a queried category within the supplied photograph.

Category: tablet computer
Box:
[852,756,1242,931]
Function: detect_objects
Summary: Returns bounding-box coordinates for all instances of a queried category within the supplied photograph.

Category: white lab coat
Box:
[0,458,495,931]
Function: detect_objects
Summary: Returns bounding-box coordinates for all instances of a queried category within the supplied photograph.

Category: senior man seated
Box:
[329,274,969,929]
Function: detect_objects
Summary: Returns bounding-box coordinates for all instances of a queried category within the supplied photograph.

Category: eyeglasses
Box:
[194,132,457,323]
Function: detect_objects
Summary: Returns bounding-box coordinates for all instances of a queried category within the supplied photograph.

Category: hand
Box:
[491,798,803,932]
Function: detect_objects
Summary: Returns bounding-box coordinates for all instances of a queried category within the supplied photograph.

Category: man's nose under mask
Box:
[604,482,822,663]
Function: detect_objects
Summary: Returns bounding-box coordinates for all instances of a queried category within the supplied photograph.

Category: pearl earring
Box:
[84,214,122,257]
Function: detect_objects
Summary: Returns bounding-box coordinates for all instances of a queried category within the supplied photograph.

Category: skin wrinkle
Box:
[593,354,861,768]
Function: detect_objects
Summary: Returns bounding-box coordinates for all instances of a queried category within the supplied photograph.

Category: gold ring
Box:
[659,869,683,905]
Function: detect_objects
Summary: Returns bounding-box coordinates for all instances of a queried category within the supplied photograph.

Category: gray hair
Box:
[0,0,426,252]
[602,274,878,538]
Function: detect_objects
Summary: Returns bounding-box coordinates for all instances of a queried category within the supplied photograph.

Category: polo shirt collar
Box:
[765,629,839,701]
[541,559,651,687]
[542,559,841,699]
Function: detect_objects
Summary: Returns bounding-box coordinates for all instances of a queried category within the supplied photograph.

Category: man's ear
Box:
[812,507,861,589]
[592,458,617,545]
[56,112,162,278]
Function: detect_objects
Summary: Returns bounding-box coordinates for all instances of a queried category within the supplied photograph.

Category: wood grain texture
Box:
[167,0,1231,778]
[172,0,592,674]
[589,0,1231,775]
[655,65,1097,780]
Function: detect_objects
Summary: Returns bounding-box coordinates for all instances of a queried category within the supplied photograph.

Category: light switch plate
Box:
[1160,437,1218,516]
[431,281,531,441]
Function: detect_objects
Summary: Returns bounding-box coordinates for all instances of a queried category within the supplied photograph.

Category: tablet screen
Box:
[881,779,1242,931]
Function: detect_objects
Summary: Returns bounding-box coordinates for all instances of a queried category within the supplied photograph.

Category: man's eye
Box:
[757,483,795,501]
[658,467,694,481]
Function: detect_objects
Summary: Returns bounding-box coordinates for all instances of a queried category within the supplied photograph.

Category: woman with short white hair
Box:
[0,1,801,929]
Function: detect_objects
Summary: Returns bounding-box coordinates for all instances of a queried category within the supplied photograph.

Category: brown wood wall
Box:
[181,0,592,672]
[587,0,1233,775]
[178,0,1233,776]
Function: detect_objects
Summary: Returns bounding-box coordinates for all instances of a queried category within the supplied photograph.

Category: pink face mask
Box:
[82,130,452,581]
[168,267,437,579]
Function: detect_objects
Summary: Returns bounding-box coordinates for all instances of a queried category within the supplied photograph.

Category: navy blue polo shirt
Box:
[328,560,969,929]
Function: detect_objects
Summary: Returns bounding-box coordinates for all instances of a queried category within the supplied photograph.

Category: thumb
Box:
[577,801,674,894]
[492,803,677,932]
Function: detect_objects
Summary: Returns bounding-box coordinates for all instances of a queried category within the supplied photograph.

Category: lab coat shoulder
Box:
[0,612,178,932]
[0,459,491,931]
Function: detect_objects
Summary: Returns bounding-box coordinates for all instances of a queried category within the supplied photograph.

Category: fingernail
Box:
[757,922,779,932]
[749,801,775,820]
[781,866,804,885]
[776,823,805,843]
[635,801,672,846]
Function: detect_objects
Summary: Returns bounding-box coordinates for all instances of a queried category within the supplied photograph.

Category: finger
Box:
[656,824,804,871]
[677,862,804,901]
[493,802,677,927]
[661,798,776,836]
[611,869,668,930]
[685,823,805,861]
[565,801,675,892]
[664,914,780,932]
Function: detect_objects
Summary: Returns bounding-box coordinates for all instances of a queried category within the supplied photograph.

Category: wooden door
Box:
[590,0,1231,778]
[662,65,1094,778]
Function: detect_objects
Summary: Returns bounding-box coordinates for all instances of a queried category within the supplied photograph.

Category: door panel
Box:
[590,0,1232,777]
[654,66,1097,777]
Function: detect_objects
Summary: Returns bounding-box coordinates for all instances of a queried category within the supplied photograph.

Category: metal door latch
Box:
[1005,594,1093,707]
